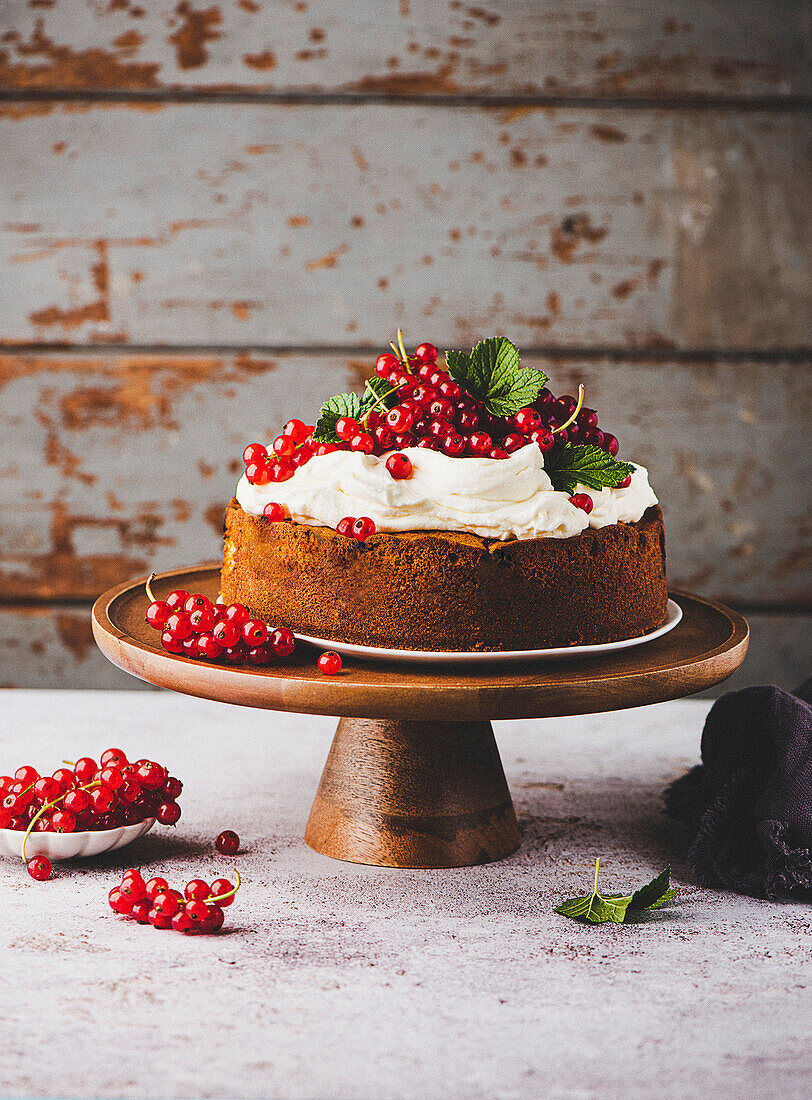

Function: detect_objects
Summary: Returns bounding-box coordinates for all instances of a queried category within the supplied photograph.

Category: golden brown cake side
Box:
[221,498,668,651]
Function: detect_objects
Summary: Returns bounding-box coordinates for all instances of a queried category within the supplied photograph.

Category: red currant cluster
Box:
[108,867,240,934]
[145,580,295,667]
[242,420,323,485]
[1,749,182,839]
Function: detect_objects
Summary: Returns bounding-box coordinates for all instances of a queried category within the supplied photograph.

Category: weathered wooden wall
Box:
[0,1,809,690]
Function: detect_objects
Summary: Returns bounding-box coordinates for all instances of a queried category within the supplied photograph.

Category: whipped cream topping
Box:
[236,445,658,541]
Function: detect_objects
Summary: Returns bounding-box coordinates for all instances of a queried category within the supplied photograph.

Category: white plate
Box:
[0,817,156,861]
[297,599,683,665]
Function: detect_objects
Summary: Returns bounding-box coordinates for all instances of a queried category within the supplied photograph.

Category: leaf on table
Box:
[555,860,680,924]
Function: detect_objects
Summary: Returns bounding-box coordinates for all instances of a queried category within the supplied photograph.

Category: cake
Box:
[221,335,668,651]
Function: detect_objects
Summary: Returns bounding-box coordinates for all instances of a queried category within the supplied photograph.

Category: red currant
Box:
[373,425,394,451]
[146,600,170,629]
[196,633,222,659]
[157,801,181,825]
[503,432,526,453]
[51,809,76,833]
[27,856,51,881]
[131,900,151,923]
[602,432,619,456]
[171,909,194,933]
[221,645,247,665]
[269,627,295,657]
[281,418,307,443]
[318,650,342,675]
[223,604,249,627]
[148,908,173,929]
[74,758,97,784]
[489,447,509,460]
[15,765,38,785]
[215,829,240,856]
[119,876,146,902]
[151,891,180,918]
[467,431,492,456]
[242,443,268,465]
[352,516,376,541]
[386,406,414,433]
[336,516,355,537]
[212,619,240,647]
[392,432,415,450]
[414,341,437,362]
[314,442,337,457]
[247,644,273,666]
[184,879,211,901]
[89,786,115,815]
[442,432,466,457]
[145,877,169,902]
[335,416,359,441]
[417,436,440,450]
[165,612,193,641]
[263,502,286,522]
[136,761,167,790]
[165,589,190,612]
[386,453,412,480]
[350,432,374,454]
[570,493,594,513]
[375,353,399,377]
[201,905,225,933]
[530,429,554,453]
[109,888,133,915]
[210,878,236,907]
[242,619,268,647]
[617,475,632,489]
[100,749,128,768]
[514,407,542,433]
[181,635,201,658]
[53,769,77,792]
[33,777,60,803]
[189,607,215,632]
[63,788,90,814]
[99,767,124,790]
[272,434,296,457]
[162,776,183,800]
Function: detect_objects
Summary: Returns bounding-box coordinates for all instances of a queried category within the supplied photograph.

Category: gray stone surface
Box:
[0,690,810,1100]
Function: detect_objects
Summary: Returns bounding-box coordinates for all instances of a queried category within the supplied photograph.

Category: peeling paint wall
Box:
[0,1,809,687]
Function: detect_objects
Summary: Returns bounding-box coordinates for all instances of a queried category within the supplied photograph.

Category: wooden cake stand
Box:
[92,566,748,869]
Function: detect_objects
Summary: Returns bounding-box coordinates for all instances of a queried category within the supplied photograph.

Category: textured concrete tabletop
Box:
[0,690,810,1100]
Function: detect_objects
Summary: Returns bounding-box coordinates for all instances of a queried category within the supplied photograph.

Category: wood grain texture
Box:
[1,351,808,605]
[91,567,749,719]
[1,104,808,349]
[2,1,808,101]
[305,718,521,868]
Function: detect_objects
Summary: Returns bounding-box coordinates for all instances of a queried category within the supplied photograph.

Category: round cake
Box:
[221,334,668,651]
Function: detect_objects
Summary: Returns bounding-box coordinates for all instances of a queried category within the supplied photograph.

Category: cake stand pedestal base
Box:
[304,718,521,868]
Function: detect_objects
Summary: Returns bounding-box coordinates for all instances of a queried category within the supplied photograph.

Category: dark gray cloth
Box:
[665,678,812,900]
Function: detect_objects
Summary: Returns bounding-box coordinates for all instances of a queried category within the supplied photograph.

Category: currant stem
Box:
[360,381,400,426]
[209,868,242,905]
[145,572,158,603]
[21,780,102,862]
[593,856,601,896]
[552,384,585,435]
[396,328,409,365]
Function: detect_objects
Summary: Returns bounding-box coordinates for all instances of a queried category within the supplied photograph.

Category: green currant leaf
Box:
[362,376,400,410]
[444,337,548,416]
[629,866,676,911]
[543,443,635,495]
[555,861,680,925]
[312,391,364,444]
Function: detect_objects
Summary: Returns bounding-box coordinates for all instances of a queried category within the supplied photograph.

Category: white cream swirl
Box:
[236,445,658,541]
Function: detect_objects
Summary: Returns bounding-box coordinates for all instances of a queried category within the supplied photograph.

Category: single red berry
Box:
[63,788,90,814]
[145,877,169,902]
[569,493,594,514]
[221,645,247,665]
[442,432,466,457]
[375,352,399,377]
[503,432,526,453]
[148,908,172,929]
[314,442,338,456]
[89,786,115,815]
[152,891,180,918]
[456,409,480,432]
[157,801,181,826]
[210,878,236,907]
[350,432,375,454]
[165,589,190,611]
[136,761,166,790]
[386,406,414,433]
[100,749,128,768]
[617,475,632,489]
[583,427,604,447]
[272,434,296,457]
[131,900,151,924]
[513,407,542,433]
[201,905,225,933]
[336,516,356,538]
[318,650,342,676]
[602,432,619,456]
[196,633,222,660]
[247,644,273,666]
[15,765,39,786]
[414,341,437,362]
[181,635,201,658]
[224,603,250,627]
[184,594,212,616]
[335,416,359,441]
[263,502,286,522]
[352,517,376,542]
[189,607,215,633]
[146,600,170,629]
[51,809,76,833]
[73,758,96,784]
[162,631,185,655]
[158,775,179,801]
[165,612,193,641]
[33,777,60,803]
[119,876,146,902]
[281,418,308,442]
[242,619,268,647]
[122,868,144,885]
[184,899,211,925]
[245,460,272,485]
[212,619,240,647]
[215,830,240,856]
[489,447,509,459]
[185,879,211,901]
[243,442,268,465]
[171,909,193,933]
[109,888,133,915]
[269,627,295,657]
[27,856,51,881]
[467,431,492,456]
[99,767,124,791]
[417,435,440,450]
[386,452,413,480]
[530,429,555,453]
[0,807,12,829]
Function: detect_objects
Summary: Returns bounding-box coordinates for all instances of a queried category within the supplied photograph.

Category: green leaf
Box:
[444,337,548,416]
[555,860,679,925]
[629,866,675,911]
[312,391,364,444]
[543,443,635,495]
[362,376,400,409]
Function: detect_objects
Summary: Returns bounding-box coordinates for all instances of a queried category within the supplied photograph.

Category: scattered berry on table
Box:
[318,651,342,676]
[27,856,51,881]
[215,830,240,856]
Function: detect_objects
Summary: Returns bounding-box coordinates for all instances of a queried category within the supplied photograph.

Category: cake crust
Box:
[221,499,668,651]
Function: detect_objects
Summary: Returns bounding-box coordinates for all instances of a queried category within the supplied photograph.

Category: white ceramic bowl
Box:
[0,817,156,861]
